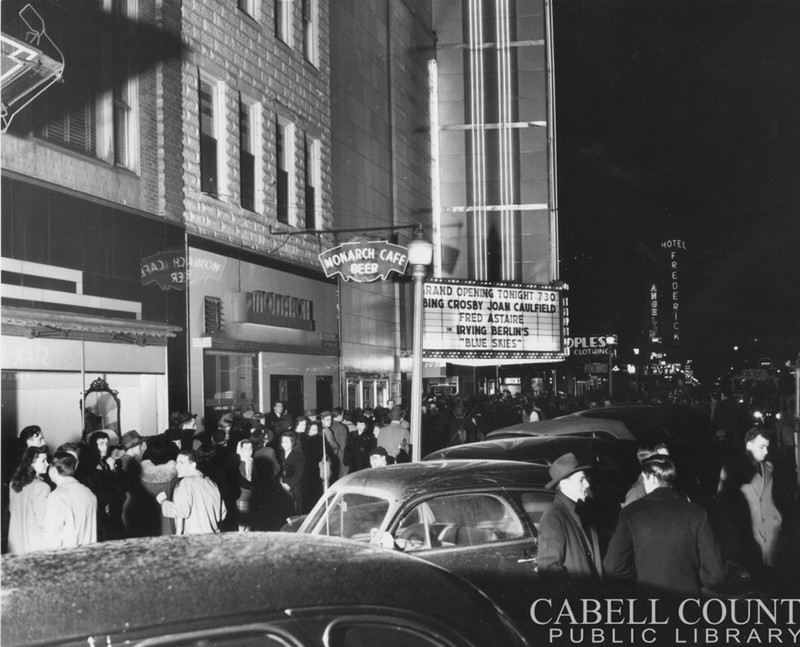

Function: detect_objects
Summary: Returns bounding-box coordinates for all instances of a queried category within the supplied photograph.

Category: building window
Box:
[275,0,292,45]
[240,97,258,211]
[33,3,100,155]
[199,74,223,197]
[276,116,294,224]
[204,296,224,334]
[304,134,320,229]
[238,0,259,20]
[112,0,138,170]
[302,0,318,65]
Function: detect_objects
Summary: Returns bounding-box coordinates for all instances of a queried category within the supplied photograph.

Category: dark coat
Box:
[280,449,306,515]
[603,486,726,597]
[538,491,604,591]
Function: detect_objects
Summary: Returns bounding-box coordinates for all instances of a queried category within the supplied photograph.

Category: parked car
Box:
[1,532,528,647]
[296,459,554,629]
[486,413,639,441]
[486,404,719,508]
[425,434,637,475]
[423,435,637,539]
[424,434,639,491]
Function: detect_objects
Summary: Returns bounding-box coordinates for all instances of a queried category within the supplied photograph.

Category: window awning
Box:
[1,306,182,346]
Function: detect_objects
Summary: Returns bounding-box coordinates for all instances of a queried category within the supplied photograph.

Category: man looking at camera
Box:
[157,450,226,535]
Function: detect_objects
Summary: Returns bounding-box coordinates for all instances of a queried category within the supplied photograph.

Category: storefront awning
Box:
[1,306,182,346]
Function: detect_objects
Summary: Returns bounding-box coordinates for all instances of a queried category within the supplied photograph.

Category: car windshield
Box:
[306,491,391,542]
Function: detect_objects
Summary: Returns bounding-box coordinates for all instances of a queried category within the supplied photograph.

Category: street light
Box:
[407,226,433,462]
[633,347,640,396]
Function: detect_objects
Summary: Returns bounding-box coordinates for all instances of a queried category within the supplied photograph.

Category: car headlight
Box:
[776,412,782,421]
[753,411,763,420]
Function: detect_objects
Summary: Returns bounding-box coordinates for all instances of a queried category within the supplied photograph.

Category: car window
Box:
[519,492,553,534]
[396,493,524,551]
[137,627,298,647]
[328,620,462,647]
[311,492,390,542]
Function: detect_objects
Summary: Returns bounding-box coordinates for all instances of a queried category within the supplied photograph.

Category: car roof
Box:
[1,533,523,647]
[487,415,634,440]
[424,435,626,464]
[332,459,551,501]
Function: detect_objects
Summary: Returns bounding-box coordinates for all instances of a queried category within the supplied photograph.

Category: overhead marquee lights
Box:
[422,278,567,362]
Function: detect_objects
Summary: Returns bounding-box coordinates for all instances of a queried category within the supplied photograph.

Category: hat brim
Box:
[545,463,592,489]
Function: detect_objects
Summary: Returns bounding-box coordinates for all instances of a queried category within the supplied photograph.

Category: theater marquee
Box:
[422,279,566,361]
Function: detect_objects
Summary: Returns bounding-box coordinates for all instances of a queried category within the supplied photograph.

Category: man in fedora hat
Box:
[538,452,604,591]
[118,430,146,471]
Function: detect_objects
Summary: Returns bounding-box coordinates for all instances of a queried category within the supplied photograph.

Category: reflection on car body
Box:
[1,532,529,647]
[425,434,639,484]
[487,414,637,442]
[297,459,554,628]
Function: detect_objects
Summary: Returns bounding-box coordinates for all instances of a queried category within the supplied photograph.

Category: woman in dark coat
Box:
[279,431,306,515]
[300,419,327,513]
[346,415,376,473]
[84,430,126,541]
[228,439,258,531]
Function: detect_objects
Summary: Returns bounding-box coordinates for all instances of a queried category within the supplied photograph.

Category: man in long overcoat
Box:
[538,453,604,592]
[717,428,787,571]
[604,455,726,597]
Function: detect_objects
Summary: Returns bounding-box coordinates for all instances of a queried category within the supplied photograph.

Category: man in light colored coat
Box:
[44,451,97,548]
[717,428,785,570]
[374,406,411,462]
[157,450,226,534]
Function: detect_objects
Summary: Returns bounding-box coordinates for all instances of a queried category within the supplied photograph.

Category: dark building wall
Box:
[1,177,189,409]
[330,0,435,382]
[1,178,184,322]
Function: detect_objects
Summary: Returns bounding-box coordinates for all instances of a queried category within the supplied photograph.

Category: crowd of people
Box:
[3,386,797,603]
[2,400,428,552]
[537,425,798,599]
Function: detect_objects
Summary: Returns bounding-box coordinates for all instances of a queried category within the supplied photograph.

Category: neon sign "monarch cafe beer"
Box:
[319,241,409,282]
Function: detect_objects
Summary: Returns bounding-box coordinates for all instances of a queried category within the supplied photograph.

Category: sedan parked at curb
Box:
[1,532,530,647]
[296,459,555,631]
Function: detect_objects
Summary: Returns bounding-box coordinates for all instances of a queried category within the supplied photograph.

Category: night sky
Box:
[553,0,800,383]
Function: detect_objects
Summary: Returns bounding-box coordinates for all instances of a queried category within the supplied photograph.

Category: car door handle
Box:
[517,557,537,563]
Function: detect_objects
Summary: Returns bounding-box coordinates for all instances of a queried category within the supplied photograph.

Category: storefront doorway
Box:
[270,375,304,419]
[346,375,390,411]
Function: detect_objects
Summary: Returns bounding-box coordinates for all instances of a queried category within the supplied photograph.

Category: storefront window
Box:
[203,351,258,409]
